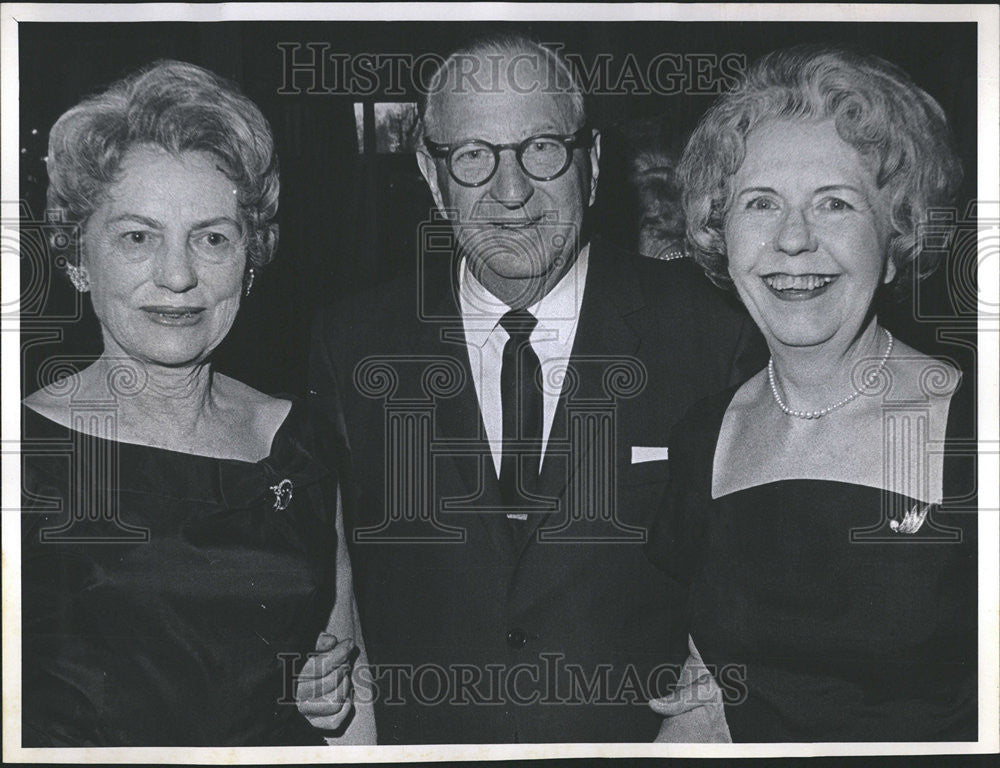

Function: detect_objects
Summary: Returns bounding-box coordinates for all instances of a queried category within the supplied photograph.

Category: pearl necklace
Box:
[768,328,893,420]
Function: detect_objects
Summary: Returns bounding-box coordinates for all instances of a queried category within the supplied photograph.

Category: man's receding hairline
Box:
[422,38,585,138]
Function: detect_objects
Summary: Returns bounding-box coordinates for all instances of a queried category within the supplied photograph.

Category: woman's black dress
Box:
[647,378,978,741]
[21,400,340,746]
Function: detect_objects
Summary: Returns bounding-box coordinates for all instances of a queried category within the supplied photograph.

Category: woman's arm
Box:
[325,486,376,744]
[295,487,377,744]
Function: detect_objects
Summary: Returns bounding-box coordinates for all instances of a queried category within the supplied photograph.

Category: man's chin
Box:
[468,251,554,282]
[462,230,562,271]
[461,225,544,253]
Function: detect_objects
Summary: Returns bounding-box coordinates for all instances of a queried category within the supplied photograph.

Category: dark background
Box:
[18,21,979,397]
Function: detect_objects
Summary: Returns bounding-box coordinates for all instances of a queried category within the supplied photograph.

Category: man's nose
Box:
[488,149,534,209]
[154,239,199,292]
[774,207,818,256]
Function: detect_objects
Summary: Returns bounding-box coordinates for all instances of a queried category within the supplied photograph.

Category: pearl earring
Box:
[244,267,255,297]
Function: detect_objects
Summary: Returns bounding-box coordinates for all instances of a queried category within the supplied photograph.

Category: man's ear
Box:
[416,149,448,214]
[587,129,601,207]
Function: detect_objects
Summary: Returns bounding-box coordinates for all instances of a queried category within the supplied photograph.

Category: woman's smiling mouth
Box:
[762,273,838,300]
[141,305,206,325]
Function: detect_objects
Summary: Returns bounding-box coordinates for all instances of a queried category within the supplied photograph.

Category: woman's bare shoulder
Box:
[22,371,90,428]
[212,374,293,441]
[726,367,770,414]
[882,339,961,404]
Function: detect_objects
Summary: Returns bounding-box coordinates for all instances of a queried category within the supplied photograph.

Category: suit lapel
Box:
[512,238,645,553]
[423,239,657,557]
[417,257,513,555]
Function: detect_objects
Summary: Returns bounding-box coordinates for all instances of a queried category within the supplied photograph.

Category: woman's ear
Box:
[883,254,898,284]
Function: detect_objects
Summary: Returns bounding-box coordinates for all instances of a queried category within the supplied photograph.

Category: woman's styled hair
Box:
[678,45,962,292]
[46,59,279,269]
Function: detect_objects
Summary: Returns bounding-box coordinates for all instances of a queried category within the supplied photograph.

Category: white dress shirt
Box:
[459,244,590,478]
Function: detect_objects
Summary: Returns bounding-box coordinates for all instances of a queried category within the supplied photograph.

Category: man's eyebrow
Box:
[442,124,571,144]
[521,123,566,136]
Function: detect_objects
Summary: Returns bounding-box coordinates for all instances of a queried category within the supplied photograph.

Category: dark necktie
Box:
[498,309,542,517]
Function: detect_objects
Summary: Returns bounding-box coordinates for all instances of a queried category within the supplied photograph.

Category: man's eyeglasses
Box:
[423,127,592,187]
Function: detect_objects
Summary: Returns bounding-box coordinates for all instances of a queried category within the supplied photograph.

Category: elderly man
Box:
[309,33,762,744]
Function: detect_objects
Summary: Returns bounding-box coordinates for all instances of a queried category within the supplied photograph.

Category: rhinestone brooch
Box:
[270,478,294,511]
[889,502,932,534]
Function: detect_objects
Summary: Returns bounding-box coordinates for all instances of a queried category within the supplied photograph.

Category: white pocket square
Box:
[631,446,669,464]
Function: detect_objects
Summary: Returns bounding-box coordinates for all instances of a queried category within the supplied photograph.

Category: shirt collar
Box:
[459,243,590,348]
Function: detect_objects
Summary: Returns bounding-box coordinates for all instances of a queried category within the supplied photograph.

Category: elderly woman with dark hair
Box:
[22,60,373,746]
[647,46,976,741]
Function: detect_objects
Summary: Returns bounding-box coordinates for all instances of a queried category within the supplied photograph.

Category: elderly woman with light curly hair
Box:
[646,45,976,741]
[21,60,373,746]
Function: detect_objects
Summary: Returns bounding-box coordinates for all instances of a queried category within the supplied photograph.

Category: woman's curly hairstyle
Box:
[678,45,962,294]
[46,59,279,269]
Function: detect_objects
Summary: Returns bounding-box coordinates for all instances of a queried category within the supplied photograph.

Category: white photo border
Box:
[2,2,997,762]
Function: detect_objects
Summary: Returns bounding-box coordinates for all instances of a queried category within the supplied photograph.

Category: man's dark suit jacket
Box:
[309,237,764,744]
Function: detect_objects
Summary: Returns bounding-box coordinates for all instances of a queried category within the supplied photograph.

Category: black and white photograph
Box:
[2,3,998,763]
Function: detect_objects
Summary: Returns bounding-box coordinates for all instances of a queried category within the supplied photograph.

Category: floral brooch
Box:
[270,478,294,511]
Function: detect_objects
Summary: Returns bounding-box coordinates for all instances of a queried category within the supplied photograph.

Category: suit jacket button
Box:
[506,628,527,649]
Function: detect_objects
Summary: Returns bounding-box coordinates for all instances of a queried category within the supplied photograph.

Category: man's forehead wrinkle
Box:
[437,120,569,145]
[432,93,579,143]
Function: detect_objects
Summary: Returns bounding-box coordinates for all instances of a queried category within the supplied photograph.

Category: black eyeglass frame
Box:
[423,126,593,187]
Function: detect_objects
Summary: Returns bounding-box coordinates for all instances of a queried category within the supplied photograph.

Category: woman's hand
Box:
[650,637,731,743]
[295,632,356,731]
[650,683,730,742]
